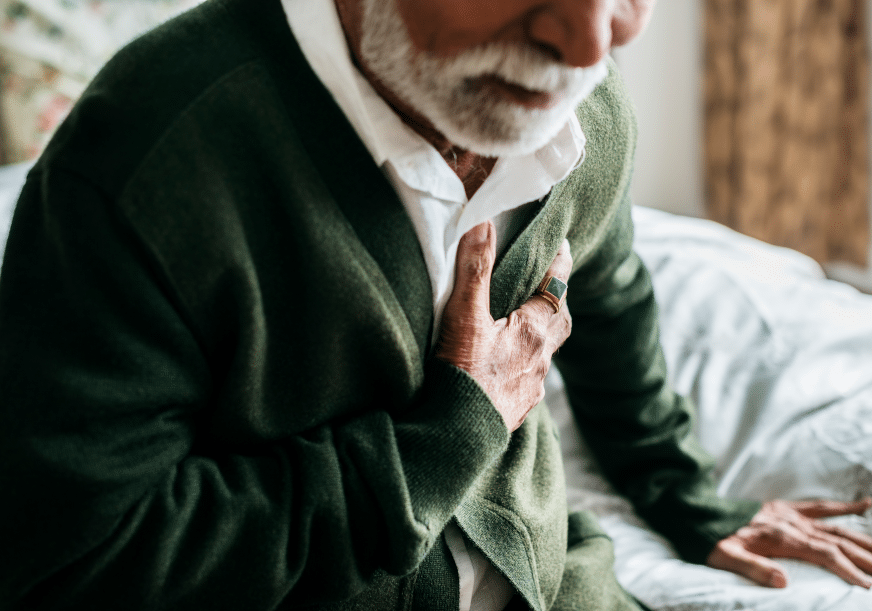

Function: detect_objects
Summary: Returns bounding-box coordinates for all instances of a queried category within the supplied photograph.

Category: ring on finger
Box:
[536,275,568,313]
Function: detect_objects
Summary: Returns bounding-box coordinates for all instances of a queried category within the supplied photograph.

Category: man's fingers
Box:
[710,499,872,591]
[546,306,573,352]
[792,498,872,519]
[828,536,872,580]
[708,541,788,588]
[448,221,497,319]
[546,239,573,279]
[796,537,872,589]
[819,522,872,554]
[523,239,573,322]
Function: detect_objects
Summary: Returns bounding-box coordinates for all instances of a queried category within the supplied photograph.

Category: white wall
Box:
[613,1,872,274]
[613,0,872,259]
[613,1,704,217]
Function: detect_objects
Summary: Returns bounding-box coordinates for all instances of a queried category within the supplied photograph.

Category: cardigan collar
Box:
[223,0,592,358]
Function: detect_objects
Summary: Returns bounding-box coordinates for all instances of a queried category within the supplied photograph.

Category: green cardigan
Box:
[0,0,759,609]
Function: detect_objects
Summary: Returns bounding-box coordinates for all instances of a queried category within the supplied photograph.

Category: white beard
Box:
[359,0,608,157]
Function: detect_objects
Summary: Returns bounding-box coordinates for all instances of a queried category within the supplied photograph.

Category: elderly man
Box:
[1,0,871,609]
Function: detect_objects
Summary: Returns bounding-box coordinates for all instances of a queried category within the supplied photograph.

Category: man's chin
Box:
[432,107,573,158]
[474,75,566,111]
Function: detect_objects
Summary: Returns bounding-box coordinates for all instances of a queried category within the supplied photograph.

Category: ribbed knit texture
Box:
[0,0,757,609]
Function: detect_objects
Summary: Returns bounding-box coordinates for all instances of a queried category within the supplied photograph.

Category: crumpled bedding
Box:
[2,161,871,609]
[549,205,872,610]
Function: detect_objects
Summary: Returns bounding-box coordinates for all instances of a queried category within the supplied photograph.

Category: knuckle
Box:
[536,359,550,380]
[556,239,573,265]
[759,524,787,546]
[463,251,492,283]
[813,541,841,561]
[520,319,547,355]
[824,544,842,561]
[828,526,852,540]
[768,500,790,514]
[559,311,572,340]
[714,539,733,553]
[552,260,571,281]
[769,530,787,546]
[533,297,556,320]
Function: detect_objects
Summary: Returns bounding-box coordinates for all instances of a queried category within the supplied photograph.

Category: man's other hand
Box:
[437,221,572,432]
[707,498,872,589]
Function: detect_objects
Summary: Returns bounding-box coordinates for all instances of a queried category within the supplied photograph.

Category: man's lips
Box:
[476,75,563,110]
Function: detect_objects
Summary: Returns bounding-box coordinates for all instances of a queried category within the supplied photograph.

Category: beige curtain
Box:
[705,0,870,265]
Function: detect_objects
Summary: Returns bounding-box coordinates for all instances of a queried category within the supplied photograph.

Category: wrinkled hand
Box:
[707,498,872,589]
[436,221,573,431]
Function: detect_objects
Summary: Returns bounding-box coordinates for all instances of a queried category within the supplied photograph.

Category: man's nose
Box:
[525,1,613,68]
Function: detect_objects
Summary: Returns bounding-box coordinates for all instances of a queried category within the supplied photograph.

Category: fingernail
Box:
[467,222,491,245]
[769,571,788,588]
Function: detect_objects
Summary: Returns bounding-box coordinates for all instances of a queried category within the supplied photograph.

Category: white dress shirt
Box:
[281,1,607,609]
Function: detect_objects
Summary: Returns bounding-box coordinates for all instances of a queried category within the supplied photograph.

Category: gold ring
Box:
[536,275,568,313]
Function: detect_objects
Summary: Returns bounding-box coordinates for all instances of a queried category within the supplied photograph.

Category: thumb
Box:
[446,222,496,321]
[708,540,789,588]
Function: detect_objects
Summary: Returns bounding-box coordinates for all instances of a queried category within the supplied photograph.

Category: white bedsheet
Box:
[549,206,872,610]
[2,162,872,609]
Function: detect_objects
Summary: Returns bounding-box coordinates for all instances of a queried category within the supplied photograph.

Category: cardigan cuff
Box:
[395,358,510,535]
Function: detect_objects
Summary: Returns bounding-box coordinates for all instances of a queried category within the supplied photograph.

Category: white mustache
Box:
[423,43,587,94]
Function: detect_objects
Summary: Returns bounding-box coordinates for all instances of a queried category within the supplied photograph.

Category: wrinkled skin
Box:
[436,221,572,431]
[709,499,872,589]
[336,0,872,592]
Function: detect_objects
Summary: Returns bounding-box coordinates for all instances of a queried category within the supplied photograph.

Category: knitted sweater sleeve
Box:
[0,167,509,610]
[554,194,761,564]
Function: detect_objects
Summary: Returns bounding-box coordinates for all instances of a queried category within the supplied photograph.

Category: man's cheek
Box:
[393,0,521,57]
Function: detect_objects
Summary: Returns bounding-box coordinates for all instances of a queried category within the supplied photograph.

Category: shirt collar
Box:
[282,0,601,206]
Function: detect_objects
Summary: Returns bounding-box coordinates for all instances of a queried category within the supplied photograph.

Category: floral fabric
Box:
[0,0,203,163]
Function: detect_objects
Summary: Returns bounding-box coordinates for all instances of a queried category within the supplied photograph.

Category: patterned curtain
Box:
[704,0,870,265]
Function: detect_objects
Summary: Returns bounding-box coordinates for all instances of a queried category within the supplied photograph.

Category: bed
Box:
[552,207,872,610]
[2,160,871,609]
